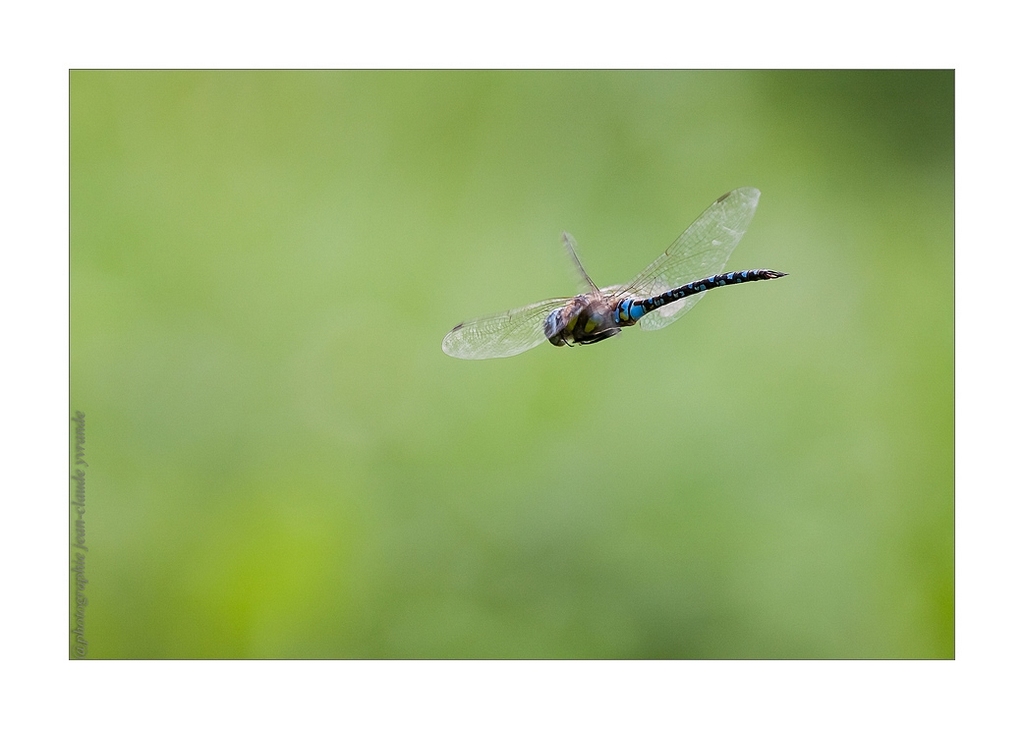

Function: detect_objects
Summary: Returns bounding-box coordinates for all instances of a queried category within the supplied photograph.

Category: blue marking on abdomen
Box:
[629,302,645,321]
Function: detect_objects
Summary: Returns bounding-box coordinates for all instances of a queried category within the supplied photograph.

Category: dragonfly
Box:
[442,187,786,360]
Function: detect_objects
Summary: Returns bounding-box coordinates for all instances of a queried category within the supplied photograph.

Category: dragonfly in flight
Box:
[442,188,786,360]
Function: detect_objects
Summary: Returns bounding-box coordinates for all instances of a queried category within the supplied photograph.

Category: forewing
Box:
[616,187,760,330]
[441,298,571,360]
[562,232,600,294]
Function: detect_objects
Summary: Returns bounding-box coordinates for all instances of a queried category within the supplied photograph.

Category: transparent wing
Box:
[614,187,760,331]
[562,232,600,294]
[441,297,572,360]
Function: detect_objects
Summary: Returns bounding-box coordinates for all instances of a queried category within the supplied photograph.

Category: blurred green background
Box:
[70,71,952,658]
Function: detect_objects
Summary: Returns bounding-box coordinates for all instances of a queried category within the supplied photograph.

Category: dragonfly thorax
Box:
[543,294,622,348]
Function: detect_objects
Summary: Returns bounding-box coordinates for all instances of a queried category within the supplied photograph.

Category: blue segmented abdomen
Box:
[614,269,787,325]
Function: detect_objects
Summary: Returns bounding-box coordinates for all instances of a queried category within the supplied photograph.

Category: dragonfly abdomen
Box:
[615,269,787,324]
